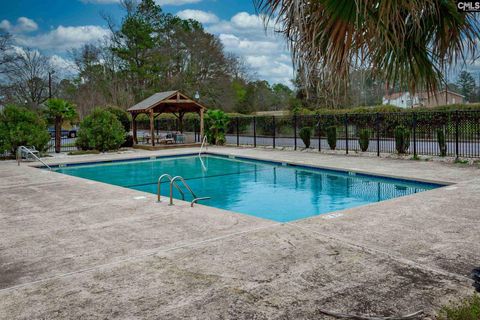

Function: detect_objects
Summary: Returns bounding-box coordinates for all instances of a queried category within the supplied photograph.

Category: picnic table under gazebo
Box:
[128,90,206,148]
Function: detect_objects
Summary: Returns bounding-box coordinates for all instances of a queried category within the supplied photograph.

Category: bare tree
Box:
[2,48,52,108]
[0,32,18,75]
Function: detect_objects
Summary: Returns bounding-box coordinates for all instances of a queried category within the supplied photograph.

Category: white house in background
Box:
[383,89,465,108]
[382,92,419,108]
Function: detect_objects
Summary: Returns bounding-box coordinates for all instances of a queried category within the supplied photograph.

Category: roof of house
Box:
[253,110,290,116]
[383,92,408,100]
[127,90,206,114]
[429,89,465,98]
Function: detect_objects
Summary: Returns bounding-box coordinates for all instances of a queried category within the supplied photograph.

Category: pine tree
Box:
[456,71,476,102]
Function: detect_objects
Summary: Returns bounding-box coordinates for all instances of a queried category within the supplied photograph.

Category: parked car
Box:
[48,127,78,138]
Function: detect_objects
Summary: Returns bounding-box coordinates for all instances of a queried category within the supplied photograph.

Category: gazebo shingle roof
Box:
[127,90,205,114]
[128,91,178,112]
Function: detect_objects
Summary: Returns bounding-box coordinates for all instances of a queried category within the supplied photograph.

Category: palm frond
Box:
[255,0,480,98]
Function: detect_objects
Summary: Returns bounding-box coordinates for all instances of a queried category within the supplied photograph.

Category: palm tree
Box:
[44,99,77,153]
[205,109,230,145]
[255,0,480,97]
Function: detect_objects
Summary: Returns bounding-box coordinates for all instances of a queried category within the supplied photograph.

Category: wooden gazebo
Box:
[128,90,206,147]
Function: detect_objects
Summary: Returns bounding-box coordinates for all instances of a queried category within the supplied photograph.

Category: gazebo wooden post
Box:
[132,113,138,145]
[178,111,185,133]
[149,109,155,147]
[200,108,204,140]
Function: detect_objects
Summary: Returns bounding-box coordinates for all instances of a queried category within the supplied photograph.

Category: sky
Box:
[0,0,294,86]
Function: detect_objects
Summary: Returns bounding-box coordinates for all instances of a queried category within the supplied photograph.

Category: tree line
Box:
[1,0,479,116]
[0,0,298,117]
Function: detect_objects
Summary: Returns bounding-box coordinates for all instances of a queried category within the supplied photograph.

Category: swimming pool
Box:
[53,154,441,222]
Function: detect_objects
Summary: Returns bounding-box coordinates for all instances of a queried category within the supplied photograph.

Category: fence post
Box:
[413,113,417,158]
[345,114,349,154]
[193,122,196,142]
[293,115,297,150]
[253,116,257,148]
[318,115,321,152]
[455,110,459,159]
[236,117,240,147]
[376,113,380,157]
[272,116,276,149]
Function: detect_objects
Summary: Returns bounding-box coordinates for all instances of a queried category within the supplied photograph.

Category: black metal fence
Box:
[221,111,480,158]
[47,137,78,153]
[129,110,480,158]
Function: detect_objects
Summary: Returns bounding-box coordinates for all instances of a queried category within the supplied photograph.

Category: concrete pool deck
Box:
[1,147,479,319]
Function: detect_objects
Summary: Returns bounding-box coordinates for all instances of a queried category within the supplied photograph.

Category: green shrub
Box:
[76,108,125,152]
[326,126,337,150]
[315,103,480,115]
[0,105,50,153]
[106,107,131,133]
[437,295,480,320]
[394,125,410,154]
[205,109,229,145]
[359,129,370,152]
[106,107,132,147]
[299,127,312,148]
[437,128,447,157]
[122,135,134,148]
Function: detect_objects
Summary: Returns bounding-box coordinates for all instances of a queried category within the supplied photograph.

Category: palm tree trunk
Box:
[55,116,61,153]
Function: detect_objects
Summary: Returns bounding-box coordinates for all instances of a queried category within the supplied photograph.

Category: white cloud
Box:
[49,55,77,77]
[206,12,293,86]
[156,0,202,5]
[80,0,118,3]
[16,17,38,33]
[231,12,264,30]
[0,20,12,31]
[0,17,38,33]
[176,9,219,24]
[219,34,280,56]
[8,45,35,58]
[80,0,202,5]
[207,12,276,39]
[4,46,77,79]
[16,25,110,51]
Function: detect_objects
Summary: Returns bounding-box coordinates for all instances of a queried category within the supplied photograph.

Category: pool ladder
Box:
[157,174,211,207]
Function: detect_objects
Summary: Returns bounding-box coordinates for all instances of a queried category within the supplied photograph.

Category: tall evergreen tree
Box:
[456,71,476,102]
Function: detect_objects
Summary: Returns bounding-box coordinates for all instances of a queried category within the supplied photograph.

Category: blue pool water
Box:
[53,154,441,222]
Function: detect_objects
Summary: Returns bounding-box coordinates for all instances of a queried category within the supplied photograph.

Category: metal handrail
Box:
[199,135,208,156]
[199,135,208,171]
[191,197,211,207]
[169,176,211,207]
[157,174,184,202]
[16,146,51,170]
